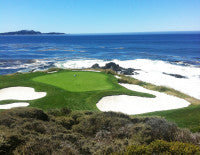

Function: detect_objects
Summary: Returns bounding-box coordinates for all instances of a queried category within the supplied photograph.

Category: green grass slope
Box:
[0,70,154,111]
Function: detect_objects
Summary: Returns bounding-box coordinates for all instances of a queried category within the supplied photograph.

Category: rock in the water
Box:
[102,62,122,71]
[91,63,100,69]
[91,62,137,75]
[121,68,135,75]
[163,72,187,79]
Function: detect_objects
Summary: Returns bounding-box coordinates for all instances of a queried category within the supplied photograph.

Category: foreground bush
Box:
[0,108,199,154]
[123,140,200,154]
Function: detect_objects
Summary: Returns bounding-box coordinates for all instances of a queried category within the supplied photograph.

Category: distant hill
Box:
[0,30,65,35]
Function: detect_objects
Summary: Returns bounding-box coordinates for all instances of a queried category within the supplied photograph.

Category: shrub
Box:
[48,108,72,117]
[72,112,132,137]
[0,131,24,154]
[22,121,47,134]
[124,140,200,154]
[15,136,79,155]
[0,108,200,154]
[0,108,49,121]
[173,128,200,145]
[55,116,74,130]
[145,117,178,142]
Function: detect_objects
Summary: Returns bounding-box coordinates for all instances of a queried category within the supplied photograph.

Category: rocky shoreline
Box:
[91,62,140,75]
[91,62,188,79]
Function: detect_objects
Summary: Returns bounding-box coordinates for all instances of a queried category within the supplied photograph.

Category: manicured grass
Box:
[0,70,154,111]
[32,71,114,92]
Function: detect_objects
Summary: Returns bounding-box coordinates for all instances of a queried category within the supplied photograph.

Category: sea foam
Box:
[55,59,200,100]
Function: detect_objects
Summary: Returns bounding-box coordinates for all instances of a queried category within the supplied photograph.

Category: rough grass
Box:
[0,70,154,111]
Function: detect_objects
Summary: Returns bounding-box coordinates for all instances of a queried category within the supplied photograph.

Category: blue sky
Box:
[0,0,200,33]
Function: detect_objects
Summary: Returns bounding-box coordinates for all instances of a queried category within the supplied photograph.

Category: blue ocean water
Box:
[0,33,200,75]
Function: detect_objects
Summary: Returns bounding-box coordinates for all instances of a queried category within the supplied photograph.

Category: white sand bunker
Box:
[0,87,46,109]
[97,83,190,115]
[0,87,46,101]
[0,102,29,109]
[47,71,58,74]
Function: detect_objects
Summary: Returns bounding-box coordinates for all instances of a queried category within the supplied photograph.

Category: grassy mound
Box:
[0,108,199,154]
[0,70,154,110]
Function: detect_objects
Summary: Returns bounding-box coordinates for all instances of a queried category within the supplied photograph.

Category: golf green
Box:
[32,71,114,92]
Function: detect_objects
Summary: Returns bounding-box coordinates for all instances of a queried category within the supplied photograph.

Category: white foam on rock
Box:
[0,87,46,101]
[0,102,29,109]
[96,83,190,115]
[55,59,200,99]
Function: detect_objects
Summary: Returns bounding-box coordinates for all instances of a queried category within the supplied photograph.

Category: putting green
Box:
[32,71,114,92]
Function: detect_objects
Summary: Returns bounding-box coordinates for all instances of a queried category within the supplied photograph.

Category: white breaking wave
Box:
[0,59,51,70]
[55,59,200,99]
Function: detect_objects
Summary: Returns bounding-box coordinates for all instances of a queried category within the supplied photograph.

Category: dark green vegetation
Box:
[0,69,154,110]
[0,108,199,154]
[118,75,200,132]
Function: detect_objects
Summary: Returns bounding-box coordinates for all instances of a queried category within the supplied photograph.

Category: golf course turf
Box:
[1,69,200,132]
[32,71,114,92]
[0,70,154,110]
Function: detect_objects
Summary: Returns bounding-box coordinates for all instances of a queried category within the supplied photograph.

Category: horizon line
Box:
[1,30,200,35]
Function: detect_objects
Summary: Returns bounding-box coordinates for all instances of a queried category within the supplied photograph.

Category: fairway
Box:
[32,71,114,92]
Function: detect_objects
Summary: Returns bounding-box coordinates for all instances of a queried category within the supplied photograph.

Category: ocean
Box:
[0,32,200,99]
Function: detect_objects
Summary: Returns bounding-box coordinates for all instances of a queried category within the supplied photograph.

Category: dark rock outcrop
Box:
[91,63,100,69]
[91,62,137,75]
[102,62,122,71]
[121,68,135,75]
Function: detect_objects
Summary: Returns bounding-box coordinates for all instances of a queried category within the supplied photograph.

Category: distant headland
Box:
[0,30,65,35]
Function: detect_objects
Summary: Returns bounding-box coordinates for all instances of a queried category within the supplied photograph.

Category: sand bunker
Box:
[0,87,46,101]
[0,102,29,109]
[97,83,190,115]
[47,71,58,74]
